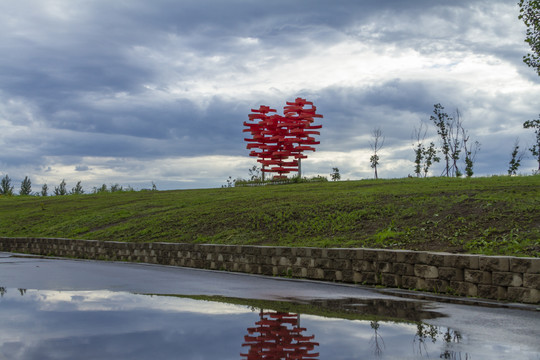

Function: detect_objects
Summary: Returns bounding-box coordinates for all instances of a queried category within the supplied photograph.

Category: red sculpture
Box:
[243,98,323,179]
[241,310,319,359]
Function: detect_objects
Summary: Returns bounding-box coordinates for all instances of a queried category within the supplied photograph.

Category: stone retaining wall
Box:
[1,237,538,304]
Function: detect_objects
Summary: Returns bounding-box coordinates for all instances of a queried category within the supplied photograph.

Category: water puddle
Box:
[0,287,536,359]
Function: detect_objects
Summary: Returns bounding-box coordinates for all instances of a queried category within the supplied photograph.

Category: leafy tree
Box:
[422,142,440,177]
[430,104,451,176]
[224,176,235,188]
[412,122,440,177]
[518,0,540,76]
[330,167,341,181]
[523,115,540,171]
[248,165,262,181]
[71,181,84,195]
[508,139,525,175]
[430,105,475,177]
[369,128,384,179]
[20,176,32,195]
[110,184,123,192]
[461,116,481,178]
[41,183,49,197]
[54,179,67,196]
[0,175,14,196]
[93,184,108,193]
[412,123,427,177]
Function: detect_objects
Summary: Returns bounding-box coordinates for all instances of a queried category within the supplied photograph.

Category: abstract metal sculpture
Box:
[243,98,323,179]
[241,310,319,359]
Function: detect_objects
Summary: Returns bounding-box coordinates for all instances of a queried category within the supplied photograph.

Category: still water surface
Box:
[0,288,537,359]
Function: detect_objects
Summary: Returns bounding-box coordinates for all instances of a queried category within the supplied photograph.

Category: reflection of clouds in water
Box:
[29,290,252,314]
[0,290,254,360]
[0,290,537,360]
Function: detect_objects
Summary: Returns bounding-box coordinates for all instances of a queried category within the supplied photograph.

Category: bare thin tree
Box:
[370,128,385,179]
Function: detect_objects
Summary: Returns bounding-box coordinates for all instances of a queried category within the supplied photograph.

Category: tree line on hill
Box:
[0,177,157,197]
[365,105,539,180]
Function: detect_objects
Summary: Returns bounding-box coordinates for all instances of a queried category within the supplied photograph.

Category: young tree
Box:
[523,115,540,171]
[369,128,385,179]
[95,184,108,193]
[412,123,427,177]
[448,109,464,177]
[20,176,32,195]
[518,0,540,76]
[71,181,84,195]
[41,183,49,197]
[463,138,481,178]
[248,165,262,181]
[54,179,67,196]
[508,139,525,175]
[330,167,341,181]
[430,104,451,176]
[422,142,440,178]
[0,175,14,195]
[412,122,440,178]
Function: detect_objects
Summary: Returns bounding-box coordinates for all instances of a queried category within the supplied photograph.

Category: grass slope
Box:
[0,176,539,257]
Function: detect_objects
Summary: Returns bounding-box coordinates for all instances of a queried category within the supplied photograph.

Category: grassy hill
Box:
[0,176,539,257]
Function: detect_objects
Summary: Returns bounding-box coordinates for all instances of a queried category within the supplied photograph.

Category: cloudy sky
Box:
[1,0,539,192]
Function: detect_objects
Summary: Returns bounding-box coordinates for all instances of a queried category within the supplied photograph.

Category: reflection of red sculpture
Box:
[241,310,319,359]
[243,98,323,179]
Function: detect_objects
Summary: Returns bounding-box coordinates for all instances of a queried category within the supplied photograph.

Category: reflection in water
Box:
[242,310,319,359]
[370,321,385,357]
[414,324,468,360]
[0,288,537,359]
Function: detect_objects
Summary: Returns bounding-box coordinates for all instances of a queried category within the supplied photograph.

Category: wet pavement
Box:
[1,252,539,359]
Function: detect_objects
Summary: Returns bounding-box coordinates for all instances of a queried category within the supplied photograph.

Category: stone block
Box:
[394,250,414,263]
[294,247,308,257]
[449,281,478,297]
[352,260,373,272]
[438,267,464,281]
[377,250,396,262]
[260,265,273,276]
[425,253,445,267]
[340,270,354,283]
[444,254,479,269]
[326,249,346,259]
[355,272,377,285]
[377,262,393,273]
[510,258,540,274]
[464,269,491,284]
[381,273,401,287]
[292,267,304,278]
[477,285,500,300]
[393,263,414,276]
[314,258,333,268]
[333,259,351,270]
[507,287,540,304]
[523,273,540,290]
[492,272,523,287]
[414,264,439,279]
[294,257,311,267]
[402,276,427,291]
[425,278,449,293]
[324,270,337,281]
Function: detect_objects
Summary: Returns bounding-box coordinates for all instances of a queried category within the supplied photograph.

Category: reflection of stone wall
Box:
[1,237,538,304]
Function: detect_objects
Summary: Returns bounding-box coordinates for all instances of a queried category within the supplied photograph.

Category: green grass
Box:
[1,176,539,257]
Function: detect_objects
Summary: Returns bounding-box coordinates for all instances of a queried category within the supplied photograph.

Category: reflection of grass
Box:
[0,176,538,256]
[141,294,425,323]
